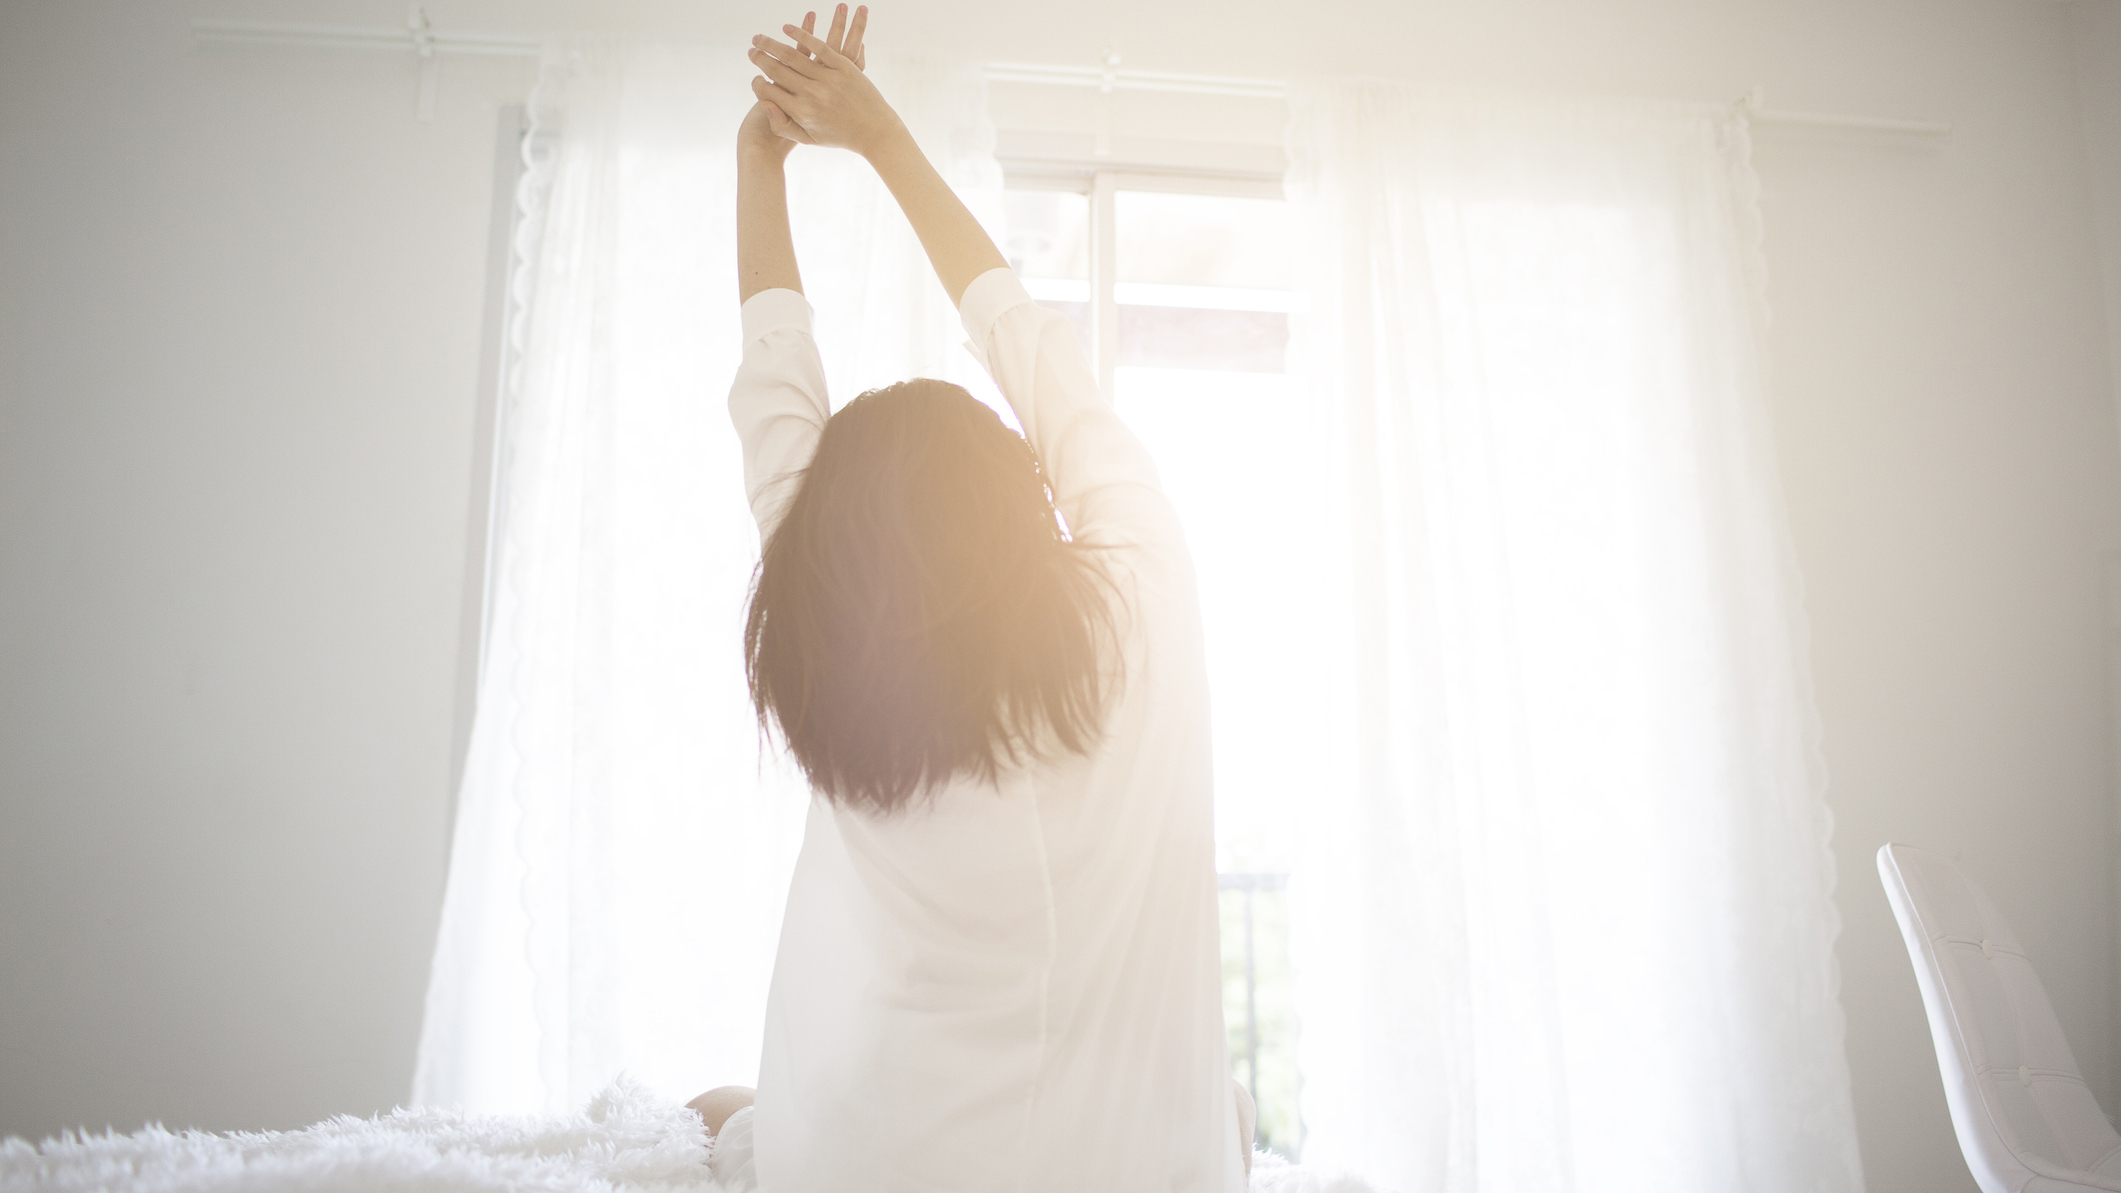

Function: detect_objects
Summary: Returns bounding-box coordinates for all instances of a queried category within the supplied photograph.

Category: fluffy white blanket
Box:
[1,1077,1376,1193]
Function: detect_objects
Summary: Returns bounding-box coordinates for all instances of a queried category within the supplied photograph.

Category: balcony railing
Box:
[1217,870,1289,1130]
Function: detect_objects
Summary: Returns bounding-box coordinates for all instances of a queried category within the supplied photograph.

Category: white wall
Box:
[0,1,533,1137]
[2076,3,2121,464]
[4,3,2119,1192]
[2072,21,2121,1105]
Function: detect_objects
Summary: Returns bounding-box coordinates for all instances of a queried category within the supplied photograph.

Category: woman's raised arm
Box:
[734,7,831,302]
[749,15,1179,551]
[748,14,1005,305]
[730,9,878,534]
[736,103,802,303]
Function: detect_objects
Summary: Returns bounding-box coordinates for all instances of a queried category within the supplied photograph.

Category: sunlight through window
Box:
[1004,181,1330,1158]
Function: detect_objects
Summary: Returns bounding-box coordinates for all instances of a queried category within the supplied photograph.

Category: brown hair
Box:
[743,379,1119,815]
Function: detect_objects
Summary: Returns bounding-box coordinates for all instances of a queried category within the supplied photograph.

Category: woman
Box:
[696,8,1251,1190]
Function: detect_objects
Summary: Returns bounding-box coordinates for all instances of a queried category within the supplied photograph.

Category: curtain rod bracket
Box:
[410,5,439,121]
[408,4,435,57]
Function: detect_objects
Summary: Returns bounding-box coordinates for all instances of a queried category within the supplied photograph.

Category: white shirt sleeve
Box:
[728,287,830,536]
[957,268,1182,553]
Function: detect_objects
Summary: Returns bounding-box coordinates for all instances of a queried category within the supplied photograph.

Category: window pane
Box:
[1118,363,1326,1160]
[1116,191,1297,374]
[1004,189,1089,283]
[1113,366,1330,876]
[1115,191,1296,291]
[1118,307,1286,373]
[1004,190,1090,350]
[1108,190,1318,1162]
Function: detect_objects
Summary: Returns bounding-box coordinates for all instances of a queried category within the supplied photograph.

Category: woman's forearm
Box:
[862,127,1007,307]
[738,149,802,302]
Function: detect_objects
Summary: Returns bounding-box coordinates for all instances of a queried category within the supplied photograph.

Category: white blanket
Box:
[1,1078,1376,1193]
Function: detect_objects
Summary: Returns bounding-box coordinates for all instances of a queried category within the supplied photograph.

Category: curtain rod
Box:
[191,7,536,121]
[187,15,1952,139]
[191,13,539,56]
[985,61,1288,101]
[1737,85,1951,138]
[987,65,1951,138]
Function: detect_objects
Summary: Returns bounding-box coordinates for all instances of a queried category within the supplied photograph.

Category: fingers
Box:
[753,33,818,76]
[824,4,847,55]
[751,73,804,115]
[844,5,867,70]
[761,100,814,144]
[799,10,817,60]
[748,45,805,90]
[781,22,853,71]
[750,35,819,85]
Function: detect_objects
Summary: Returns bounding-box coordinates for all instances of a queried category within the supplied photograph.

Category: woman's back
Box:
[730,269,1243,1193]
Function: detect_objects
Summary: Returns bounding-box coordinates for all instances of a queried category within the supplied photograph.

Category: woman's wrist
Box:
[739,141,793,170]
[856,119,918,168]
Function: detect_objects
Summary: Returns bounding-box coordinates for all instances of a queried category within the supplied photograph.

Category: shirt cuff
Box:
[741,287,813,342]
[957,268,1036,356]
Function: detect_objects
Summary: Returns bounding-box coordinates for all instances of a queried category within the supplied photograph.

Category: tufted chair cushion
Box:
[1879,844,2121,1192]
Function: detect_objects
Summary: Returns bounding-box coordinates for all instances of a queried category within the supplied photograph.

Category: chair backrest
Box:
[1877,843,2121,1192]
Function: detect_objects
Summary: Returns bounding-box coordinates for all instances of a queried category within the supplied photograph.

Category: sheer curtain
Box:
[1283,82,1865,1192]
[414,37,1002,1114]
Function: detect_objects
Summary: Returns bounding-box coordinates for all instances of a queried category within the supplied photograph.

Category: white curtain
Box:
[1283,82,1865,1192]
[414,36,1002,1114]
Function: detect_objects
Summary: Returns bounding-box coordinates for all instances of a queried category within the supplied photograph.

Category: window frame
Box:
[1000,166,1286,400]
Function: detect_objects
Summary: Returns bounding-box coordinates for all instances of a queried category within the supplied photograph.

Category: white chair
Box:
[1878,843,2121,1191]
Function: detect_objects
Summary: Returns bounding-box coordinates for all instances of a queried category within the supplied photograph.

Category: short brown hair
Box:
[743,379,1119,814]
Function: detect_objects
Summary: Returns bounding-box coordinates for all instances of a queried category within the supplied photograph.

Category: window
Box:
[1003,173,1325,1159]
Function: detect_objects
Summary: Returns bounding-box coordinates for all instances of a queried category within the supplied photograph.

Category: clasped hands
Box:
[738,3,903,164]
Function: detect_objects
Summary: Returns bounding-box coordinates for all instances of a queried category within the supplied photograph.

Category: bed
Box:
[1,1077,1376,1193]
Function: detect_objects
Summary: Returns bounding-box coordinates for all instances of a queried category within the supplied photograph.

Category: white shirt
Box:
[728,268,1244,1193]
